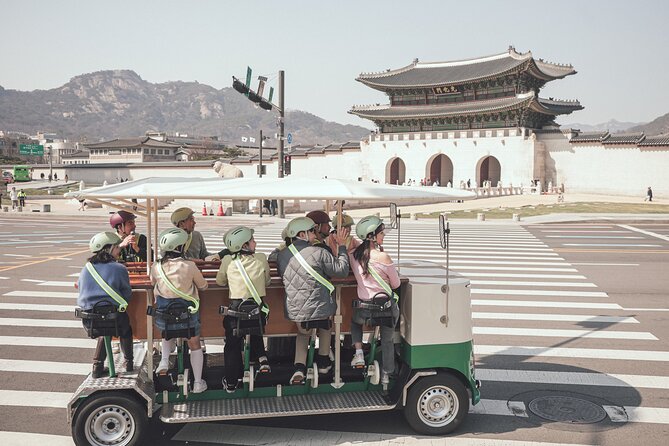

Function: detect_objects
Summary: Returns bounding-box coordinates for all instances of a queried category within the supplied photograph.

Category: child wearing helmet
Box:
[350,216,400,385]
[216,226,272,392]
[326,213,360,255]
[77,232,134,378]
[276,216,350,385]
[109,210,149,262]
[150,227,209,393]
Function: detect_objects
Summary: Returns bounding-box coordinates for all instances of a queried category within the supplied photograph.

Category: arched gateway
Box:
[386,157,406,185]
[426,154,453,186]
[477,156,501,187]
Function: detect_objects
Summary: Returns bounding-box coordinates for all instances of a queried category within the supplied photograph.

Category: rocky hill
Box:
[0,70,370,145]
[626,112,669,136]
[561,119,645,133]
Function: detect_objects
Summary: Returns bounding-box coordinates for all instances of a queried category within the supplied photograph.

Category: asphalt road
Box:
[0,213,667,445]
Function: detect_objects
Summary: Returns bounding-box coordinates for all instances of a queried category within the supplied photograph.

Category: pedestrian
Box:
[40,173,45,180]
[48,173,52,182]
[17,189,26,207]
[216,226,272,392]
[54,173,58,181]
[645,186,653,202]
[276,217,350,385]
[151,228,209,394]
[10,187,18,210]
[78,198,87,211]
[64,174,69,183]
[467,179,471,188]
[77,232,134,378]
[270,199,278,216]
[262,199,271,215]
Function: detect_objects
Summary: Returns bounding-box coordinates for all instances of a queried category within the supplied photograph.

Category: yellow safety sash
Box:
[369,265,399,302]
[233,258,269,315]
[85,262,129,312]
[156,262,200,314]
[288,244,335,294]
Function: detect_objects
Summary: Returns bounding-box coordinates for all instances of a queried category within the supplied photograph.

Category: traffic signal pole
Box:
[278,70,285,218]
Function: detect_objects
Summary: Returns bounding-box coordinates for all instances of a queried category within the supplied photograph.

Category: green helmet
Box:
[225,226,254,253]
[280,226,288,240]
[159,227,188,253]
[286,217,315,238]
[171,207,194,226]
[355,215,384,241]
[332,214,355,229]
[89,231,122,253]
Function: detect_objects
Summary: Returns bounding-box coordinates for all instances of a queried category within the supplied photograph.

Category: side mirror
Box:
[439,214,449,249]
[389,203,399,229]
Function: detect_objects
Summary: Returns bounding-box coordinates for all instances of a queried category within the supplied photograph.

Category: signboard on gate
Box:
[19,144,44,155]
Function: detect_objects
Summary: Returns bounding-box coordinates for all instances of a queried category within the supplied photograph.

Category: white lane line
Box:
[20,279,44,283]
[470,399,527,417]
[540,230,628,233]
[387,250,558,256]
[0,303,75,312]
[0,276,9,280]
[563,243,662,247]
[622,307,669,312]
[571,262,639,266]
[0,318,79,328]
[546,235,644,239]
[3,290,78,299]
[473,312,638,324]
[0,432,75,446]
[527,225,613,228]
[477,369,669,389]
[67,273,80,277]
[401,254,564,261]
[453,266,578,272]
[476,345,669,361]
[449,273,586,279]
[472,299,622,310]
[619,224,669,242]
[474,327,656,340]
[435,259,571,266]
[603,405,669,424]
[470,280,597,288]
[0,390,71,408]
[0,336,94,348]
[471,289,609,298]
[0,359,89,375]
[3,253,32,258]
[37,281,77,288]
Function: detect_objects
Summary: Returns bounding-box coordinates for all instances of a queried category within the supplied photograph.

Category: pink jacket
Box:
[350,255,400,301]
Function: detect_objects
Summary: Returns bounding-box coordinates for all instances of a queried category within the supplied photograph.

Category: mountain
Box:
[0,70,370,145]
[560,119,645,133]
[626,112,669,136]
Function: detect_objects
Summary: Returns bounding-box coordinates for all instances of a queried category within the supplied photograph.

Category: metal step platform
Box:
[160,390,396,423]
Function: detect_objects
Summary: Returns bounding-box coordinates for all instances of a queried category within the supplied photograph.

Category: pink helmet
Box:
[109,210,136,228]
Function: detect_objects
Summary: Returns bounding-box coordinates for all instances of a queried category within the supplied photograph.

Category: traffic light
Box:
[283,155,291,175]
[232,77,250,95]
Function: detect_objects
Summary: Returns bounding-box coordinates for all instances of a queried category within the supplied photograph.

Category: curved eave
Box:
[529,60,577,80]
[533,98,583,115]
[349,95,534,120]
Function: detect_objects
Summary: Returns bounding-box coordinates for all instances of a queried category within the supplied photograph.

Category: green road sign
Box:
[19,144,44,155]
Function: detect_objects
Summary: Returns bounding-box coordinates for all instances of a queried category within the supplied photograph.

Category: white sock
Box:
[161,339,175,363]
[356,349,364,356]
[190,348,204,383]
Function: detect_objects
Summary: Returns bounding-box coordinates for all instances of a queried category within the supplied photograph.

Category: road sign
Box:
[287,133,293,144]
[19,144,44,155]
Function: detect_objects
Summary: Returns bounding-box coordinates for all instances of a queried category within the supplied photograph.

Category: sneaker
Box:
[381,371,392,385]
[315,354,332,374]
[156,357,170,375]
[350,352,365,368]
[290,364,306,385]
[257,357,271,374]
[192,380,208,394]
[222,378,237,394]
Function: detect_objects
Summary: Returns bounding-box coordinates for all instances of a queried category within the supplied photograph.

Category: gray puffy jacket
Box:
[276,238,350,322]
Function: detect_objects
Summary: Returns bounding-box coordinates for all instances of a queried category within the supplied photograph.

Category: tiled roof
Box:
[356,47,575,89]
[602,133,645,145]
[85,137,181,149]
[638,134,669,146]
[570,131,609,143]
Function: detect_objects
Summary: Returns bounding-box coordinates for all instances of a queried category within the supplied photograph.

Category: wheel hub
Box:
[86,405,134,446]
[418,386,458,427]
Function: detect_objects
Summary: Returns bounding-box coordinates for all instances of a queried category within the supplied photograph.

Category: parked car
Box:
[2,171,14,184]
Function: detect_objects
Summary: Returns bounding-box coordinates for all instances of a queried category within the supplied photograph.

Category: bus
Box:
[13,165,31,182]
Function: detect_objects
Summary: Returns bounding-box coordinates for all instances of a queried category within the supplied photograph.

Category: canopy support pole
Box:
[331,200,344,389]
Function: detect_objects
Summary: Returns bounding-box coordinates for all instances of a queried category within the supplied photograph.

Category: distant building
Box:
[84,137,183,164]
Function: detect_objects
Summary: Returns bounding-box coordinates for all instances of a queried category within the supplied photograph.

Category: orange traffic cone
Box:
[217,201,224,216]
[202,202,208,216]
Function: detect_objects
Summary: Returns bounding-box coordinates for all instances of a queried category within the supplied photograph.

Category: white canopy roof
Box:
[65,176,476,202]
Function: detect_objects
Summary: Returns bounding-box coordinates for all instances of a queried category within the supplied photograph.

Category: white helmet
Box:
[159,227,188,253]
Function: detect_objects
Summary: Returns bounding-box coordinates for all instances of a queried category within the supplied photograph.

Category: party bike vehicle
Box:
[65,176,479,446]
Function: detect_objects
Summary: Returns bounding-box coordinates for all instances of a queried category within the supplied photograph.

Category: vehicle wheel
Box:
[72,392,148,446]
[404,373,468,435]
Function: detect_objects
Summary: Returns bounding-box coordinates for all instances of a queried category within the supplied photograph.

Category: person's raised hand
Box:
[333,228,348,247]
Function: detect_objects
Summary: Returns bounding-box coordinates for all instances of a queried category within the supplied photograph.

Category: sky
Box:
[1,0,668,129]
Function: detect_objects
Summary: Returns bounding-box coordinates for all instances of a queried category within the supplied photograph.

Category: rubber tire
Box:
[72,392,148,446]
[403,373,469,435]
